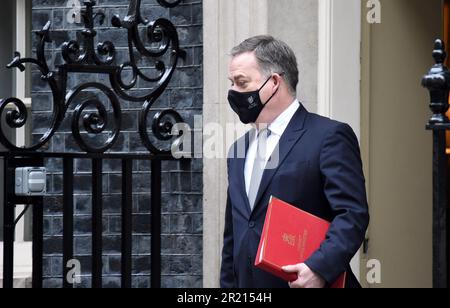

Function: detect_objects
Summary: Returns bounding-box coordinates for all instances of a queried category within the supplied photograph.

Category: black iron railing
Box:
[1,0,189,288]
[422,39,449,288]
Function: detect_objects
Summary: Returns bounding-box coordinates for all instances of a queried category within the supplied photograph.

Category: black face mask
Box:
[228,76,278,124]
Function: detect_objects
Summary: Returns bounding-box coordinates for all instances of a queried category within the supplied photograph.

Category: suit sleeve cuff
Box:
[304,250,345,285]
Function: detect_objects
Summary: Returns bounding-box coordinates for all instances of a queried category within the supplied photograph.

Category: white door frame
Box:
[318,0,363,280]
[0,0,33,282]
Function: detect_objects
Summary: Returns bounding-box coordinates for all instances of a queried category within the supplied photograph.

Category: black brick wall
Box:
[31,0,203,288]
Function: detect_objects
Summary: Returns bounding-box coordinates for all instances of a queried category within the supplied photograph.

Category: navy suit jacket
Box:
[220,102,370,288]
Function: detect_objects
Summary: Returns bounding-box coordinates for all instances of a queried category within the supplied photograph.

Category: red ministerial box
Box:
[255,196,346,288]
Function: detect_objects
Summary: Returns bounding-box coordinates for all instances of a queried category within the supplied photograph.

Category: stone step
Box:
[0,277,32,288]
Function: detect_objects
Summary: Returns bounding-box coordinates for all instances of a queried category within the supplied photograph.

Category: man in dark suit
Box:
[221,35,370,288]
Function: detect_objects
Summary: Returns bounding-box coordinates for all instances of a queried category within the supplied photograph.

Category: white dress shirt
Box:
[244,100,300,196]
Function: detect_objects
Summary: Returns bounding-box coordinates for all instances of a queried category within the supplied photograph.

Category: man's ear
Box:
[272,73,283,90]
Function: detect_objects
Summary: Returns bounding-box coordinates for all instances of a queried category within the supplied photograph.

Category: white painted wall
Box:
[360,0,439,287]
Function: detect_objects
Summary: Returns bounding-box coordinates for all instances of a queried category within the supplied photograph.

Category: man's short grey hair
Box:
[231,35,299,96]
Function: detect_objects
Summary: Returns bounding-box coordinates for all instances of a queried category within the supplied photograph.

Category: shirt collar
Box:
[268,99,300,136]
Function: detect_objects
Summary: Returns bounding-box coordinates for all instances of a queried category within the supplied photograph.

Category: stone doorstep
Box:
[0,276,33,288]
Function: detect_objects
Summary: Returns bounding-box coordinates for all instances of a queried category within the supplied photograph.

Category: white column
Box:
[318,0,361,138]
[318,0,362,280]
[267,0,319,112]
[14,0,30,243]
[203,0,268,288]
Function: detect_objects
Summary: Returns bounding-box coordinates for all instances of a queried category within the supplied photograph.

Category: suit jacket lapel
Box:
[251,104,308,214]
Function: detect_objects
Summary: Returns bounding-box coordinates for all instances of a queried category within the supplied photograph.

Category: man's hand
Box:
[282,263,326,288]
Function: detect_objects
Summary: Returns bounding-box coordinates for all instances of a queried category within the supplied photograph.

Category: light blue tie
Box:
[248,128,271,210]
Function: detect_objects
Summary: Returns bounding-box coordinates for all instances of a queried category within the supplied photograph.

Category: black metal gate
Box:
[1,0,189,288]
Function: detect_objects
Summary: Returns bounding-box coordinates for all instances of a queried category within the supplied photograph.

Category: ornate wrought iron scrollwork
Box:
[67,82,122,153]
[157,0,183,8]
[140,103,184,155]
[0,0,187,155]
[62,1,114,65]
[110,0,186,103]
[0,21,63,151]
